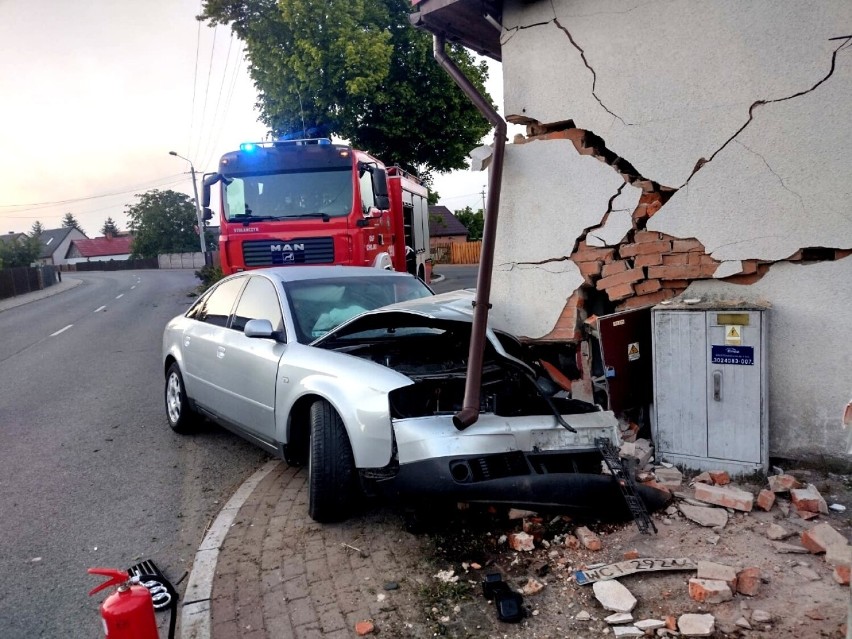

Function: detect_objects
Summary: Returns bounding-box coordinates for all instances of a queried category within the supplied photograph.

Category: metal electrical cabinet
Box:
[651,298,769,474]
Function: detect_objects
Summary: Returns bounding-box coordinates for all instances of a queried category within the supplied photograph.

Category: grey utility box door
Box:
[652,298,768,474]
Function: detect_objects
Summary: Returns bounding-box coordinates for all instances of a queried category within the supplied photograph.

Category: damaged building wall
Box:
[487,0,852,463]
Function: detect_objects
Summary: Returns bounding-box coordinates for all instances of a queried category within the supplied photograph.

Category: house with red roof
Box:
[65,234,134,264]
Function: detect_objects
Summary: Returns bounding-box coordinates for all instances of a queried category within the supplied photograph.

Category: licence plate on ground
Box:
[574,557,697,585]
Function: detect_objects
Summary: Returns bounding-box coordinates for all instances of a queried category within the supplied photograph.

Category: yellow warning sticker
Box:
[628,342,640,361]
[725,325,742,345]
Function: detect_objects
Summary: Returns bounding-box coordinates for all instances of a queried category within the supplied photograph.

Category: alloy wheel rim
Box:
[166,373,181,423]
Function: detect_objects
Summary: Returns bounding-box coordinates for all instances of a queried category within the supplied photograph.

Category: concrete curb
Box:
[180,459,281,639]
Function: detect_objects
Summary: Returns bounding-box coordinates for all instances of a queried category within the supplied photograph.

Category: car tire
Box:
[308,399,356,522]
[165,362,197,434]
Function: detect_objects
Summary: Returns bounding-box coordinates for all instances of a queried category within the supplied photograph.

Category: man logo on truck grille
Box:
[270,243,305,252]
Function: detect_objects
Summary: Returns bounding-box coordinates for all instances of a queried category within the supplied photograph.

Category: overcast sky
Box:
[0,0,504,237]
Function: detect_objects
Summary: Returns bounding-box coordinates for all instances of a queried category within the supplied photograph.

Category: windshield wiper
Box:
[233,215,279,226]
[285,212,330,222]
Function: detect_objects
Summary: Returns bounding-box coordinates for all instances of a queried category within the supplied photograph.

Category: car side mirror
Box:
[244,319,280,340]
[203,207,214,221]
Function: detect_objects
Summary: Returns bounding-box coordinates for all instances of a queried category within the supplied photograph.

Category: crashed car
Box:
[163,266,667,522]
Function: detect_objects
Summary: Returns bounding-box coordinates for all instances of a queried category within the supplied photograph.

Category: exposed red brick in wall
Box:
[514,122,849,341]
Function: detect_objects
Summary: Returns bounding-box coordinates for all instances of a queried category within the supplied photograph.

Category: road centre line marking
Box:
[116,294,124,299]
[51,325,73,337]
[94,305,106,313]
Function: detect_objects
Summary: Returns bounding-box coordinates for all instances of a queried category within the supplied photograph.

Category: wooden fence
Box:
[449,241,481,265]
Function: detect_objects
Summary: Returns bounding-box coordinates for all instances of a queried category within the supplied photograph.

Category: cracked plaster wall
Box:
[491,139,640,337]
[490,0,852,461]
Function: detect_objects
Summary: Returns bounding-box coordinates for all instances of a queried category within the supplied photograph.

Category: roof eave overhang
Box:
[410,0,503,61]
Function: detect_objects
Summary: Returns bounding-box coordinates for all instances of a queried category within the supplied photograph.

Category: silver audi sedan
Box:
[163,266,667,523]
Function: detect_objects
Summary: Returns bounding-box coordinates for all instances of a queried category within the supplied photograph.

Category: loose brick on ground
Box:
[694,483,754,512]
[801,522,848,554]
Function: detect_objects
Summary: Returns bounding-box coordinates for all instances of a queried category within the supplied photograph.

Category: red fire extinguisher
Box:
[88,567,159,639]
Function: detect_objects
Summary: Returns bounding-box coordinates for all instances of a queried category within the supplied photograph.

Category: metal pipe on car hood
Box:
[432,35,507,430]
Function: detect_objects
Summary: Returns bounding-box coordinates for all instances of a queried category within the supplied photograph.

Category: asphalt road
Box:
[430,263,478,293]
[0,271,269,637]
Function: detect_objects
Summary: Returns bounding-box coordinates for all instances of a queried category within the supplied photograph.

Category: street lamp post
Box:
[168,151,208,260]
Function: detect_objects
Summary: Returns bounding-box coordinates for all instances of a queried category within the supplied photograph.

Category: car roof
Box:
[234,266,419,284]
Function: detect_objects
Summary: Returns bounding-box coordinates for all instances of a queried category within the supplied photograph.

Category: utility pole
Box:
[481,186,487,215]
[168,151,208,263]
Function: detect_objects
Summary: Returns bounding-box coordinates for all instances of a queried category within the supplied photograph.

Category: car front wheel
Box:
[308,399,356,522]
[165,362,197,434]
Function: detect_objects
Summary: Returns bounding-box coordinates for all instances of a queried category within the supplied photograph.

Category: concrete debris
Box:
[576,526,603,551]
[678,503,728,528]
[792,564,821,581]
[825,543,852,566]
[564,534,580,550]
[613,626,643,637]
[692,472,713,485]
[696,561,738,591]
[801,522,848,554]
[735,617,752,629]
[768,474,802,493]
[752,610,772,623]
[654,467,683,489]
[708,470,730,486]
[605,612,634,624]
[522,577,546,595]
[677,613,715,636]
[705,534,721,545]
[766,523,793,540]
[433,569,458,583]
[635,618,666,630]
[593,579,637,613]
[829,503,846,512]
[508,531,536,552]
[736,567,761,596]
[576,610,592,621]
[621,438,653,467]
[688,578,733,603]
[755,489,775,511]
[508,508,538,520]
[791,484,829,515]
[797,509,820,521]
[694,483,754,512]
[772,541,809,554]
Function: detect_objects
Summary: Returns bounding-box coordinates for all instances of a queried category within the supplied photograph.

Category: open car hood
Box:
[311,289,483,345]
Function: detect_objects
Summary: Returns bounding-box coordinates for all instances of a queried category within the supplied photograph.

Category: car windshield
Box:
[223,168,353,220]
[285,275,432,343]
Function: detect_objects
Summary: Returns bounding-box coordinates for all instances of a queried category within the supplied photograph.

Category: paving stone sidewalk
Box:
[208,464,436,639]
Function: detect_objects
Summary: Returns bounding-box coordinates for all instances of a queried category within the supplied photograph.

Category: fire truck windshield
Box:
[223,167,353,221]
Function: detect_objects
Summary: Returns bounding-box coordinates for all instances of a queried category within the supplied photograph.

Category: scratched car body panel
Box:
[162,265,664,522]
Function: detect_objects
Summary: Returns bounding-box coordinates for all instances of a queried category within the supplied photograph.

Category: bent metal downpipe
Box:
[432,35,507,430]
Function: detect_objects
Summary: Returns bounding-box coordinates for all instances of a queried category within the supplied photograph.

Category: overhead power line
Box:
[0,174,188,211]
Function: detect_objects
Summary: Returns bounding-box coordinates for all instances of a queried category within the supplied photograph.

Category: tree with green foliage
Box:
[455,206,484,241]
[126,190,199,258]
[0,234,41,269]
[200,0,491,180]
[31,221,44,236]
[61,212,85,234]
[101,217,121,236]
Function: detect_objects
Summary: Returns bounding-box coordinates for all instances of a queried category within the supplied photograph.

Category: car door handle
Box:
[217,346,226,359]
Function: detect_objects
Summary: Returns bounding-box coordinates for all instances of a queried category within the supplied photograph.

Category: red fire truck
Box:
[201,138,431,280]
